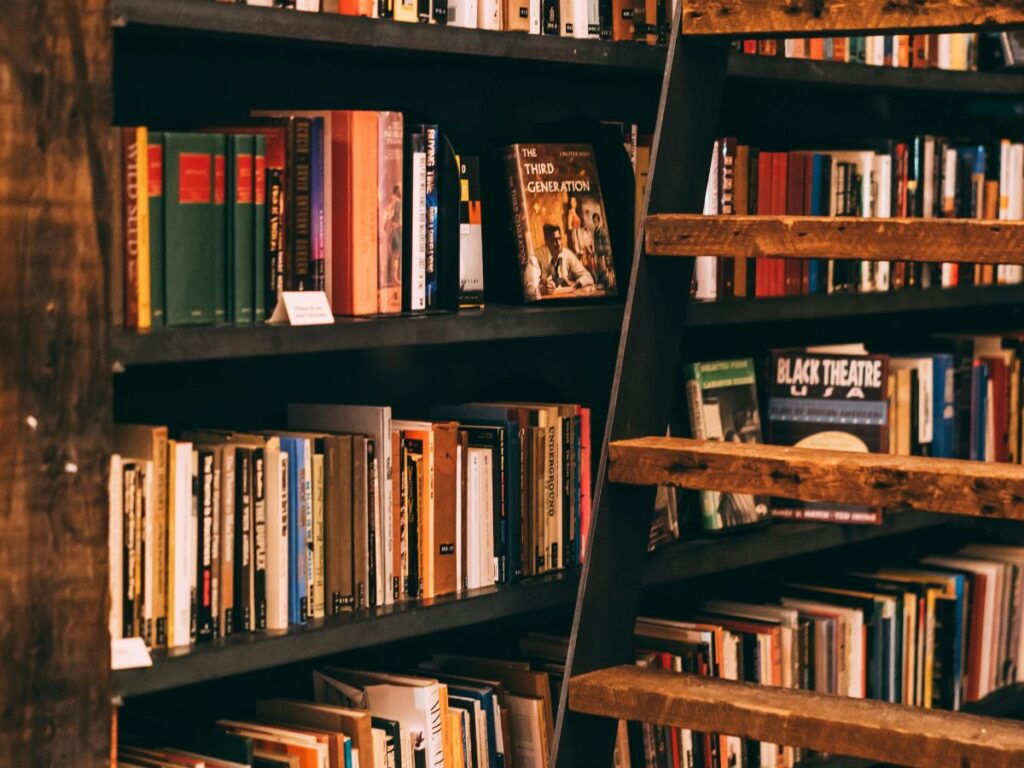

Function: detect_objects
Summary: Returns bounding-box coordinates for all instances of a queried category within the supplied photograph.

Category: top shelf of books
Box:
[114,0,1024,94]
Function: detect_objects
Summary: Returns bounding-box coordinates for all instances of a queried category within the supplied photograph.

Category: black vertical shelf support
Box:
[550,5,731,764]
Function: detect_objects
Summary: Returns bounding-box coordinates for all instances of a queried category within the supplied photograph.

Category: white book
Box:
[170,442,194,647]
[109,454,123,641]
[246,0,274,5]
[411,150,428,310]
[448,0,478,27]
[866,35,885,66]
[288,404,395,607]
[455,443,463,592]
[873,153,893,291]
[695,142,719,301]
[529,0,541,33]
[296,0,321,9]
[478,0,501,29]
[937,33,953,69]
[467,450,482,590]
[572,0,589,38]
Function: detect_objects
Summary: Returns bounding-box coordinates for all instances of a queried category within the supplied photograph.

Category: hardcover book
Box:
[768,349,890,524]
[504,143,617,303]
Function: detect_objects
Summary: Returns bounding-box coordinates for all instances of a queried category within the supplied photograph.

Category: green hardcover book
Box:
[147,131,165,326]
[163,132,217,325]
[253,134,267,322]
[212,133,228,324]
[229,135,255,324]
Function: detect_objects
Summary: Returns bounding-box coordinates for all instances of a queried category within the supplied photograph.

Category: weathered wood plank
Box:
[0,0,114,765]
[645,215,1024,264]
[682,0,1024,36]
[608,437,1024,519]
[570,666,1024,768]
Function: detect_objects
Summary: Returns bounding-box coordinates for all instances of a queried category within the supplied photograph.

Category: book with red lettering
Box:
[164,132,219,325]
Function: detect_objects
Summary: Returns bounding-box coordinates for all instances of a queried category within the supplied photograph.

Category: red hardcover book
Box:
[833,36,848,62]
[912,35,929,68]
[785,152,806,296]
[756,152,773,297]
[980,356,1010,463]
[770,152,789,297]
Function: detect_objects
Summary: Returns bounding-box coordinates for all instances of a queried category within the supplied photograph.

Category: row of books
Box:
[735,33,981,72]
[117,652,558,767]
[621,541,1024,768]
[694,136,1024,300]
[121,114,484,329]
[231,0,668,44]
[682,337,1024,532]
[108,402,591,649]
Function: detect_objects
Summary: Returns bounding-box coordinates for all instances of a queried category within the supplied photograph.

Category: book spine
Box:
[235,449,252,631]
[267,167,285,309]
[147,133,165,326]
[367,440,379,608]
[232,135,256,323]
[542,0,558,34]
[253,135,267,321]
[109,456,123,641]
[424,126,439,309]
[611,0,632,40]
[212,135,227,323]
[410,132,427,311]
[220,448,235,637]
[290,118,313,291]
[311,117,326,292]
[123,464,137,639]
[122,127,149,329]
[378,112,404,313]
[253,449,268,629]
[433,0,449,23]
[312,452,325,618]
[197,451,215,641]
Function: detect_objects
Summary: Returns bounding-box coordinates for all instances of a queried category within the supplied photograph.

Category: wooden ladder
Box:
[551,2,1024,766]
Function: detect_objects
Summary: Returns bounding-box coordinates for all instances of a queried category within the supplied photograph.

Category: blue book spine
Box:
[507,423,522,582]
[343,737,352,768]
[930,354,955,458]
[280,437,303,624]
[424,125,439,309]
[311,117,326,292]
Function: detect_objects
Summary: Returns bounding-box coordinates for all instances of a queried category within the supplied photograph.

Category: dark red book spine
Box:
[771,152,789,297]
[785,152,806,296]
[756,152,773,297]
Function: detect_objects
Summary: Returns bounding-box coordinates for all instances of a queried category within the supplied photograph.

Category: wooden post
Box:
[0,0,114,765]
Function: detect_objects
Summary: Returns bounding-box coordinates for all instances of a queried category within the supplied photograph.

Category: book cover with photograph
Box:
[504,143,617,302]
[768,348,890,524]
[684,358,769,531]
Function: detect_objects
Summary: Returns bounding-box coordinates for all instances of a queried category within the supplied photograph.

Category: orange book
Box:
[333,111,379,316]
[432,422,459,597]
[808,37,824,60]
[392,430,403,603]
[611,0,634,41]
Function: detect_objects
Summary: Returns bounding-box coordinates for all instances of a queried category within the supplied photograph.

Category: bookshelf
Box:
[9,0,1024,762]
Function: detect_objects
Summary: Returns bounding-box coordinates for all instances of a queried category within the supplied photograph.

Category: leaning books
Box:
[768,348,891,524]
[504,143,618,302]
[684,358,770,531]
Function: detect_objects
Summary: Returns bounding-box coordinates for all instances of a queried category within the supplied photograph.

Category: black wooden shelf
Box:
[112,285,1024,367]
[686,283,1024,327]
[111,0,1024,94]
[111,303,624,367]
[112,510,944,698]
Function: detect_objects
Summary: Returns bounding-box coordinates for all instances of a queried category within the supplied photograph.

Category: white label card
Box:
[268,291,335,326]
[111,637,153,670]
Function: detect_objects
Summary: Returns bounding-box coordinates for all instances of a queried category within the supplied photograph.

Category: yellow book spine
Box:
[393,0,417,22]
[135,126,152,331]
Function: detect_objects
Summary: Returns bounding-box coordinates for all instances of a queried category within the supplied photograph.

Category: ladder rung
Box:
[569,665,1024,768]
[682,0,1024,37]
[608,437,1024,519]
[645,215,1024,264]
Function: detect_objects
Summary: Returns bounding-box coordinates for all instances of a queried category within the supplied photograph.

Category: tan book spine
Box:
[220,446,235,636]
[432,422,459,597]
[391,431,403,602]
[313,451,326,619]
[896,368,912,456]
[611,0,633,41]
[325,435,355,614]
[353,436,370,609]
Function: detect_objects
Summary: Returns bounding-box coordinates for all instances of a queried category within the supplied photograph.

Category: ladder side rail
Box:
[549,12,732,766]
